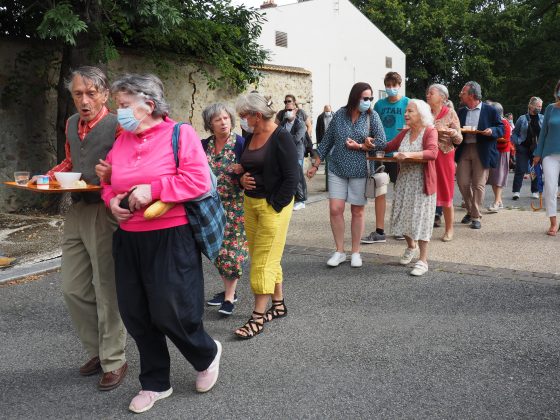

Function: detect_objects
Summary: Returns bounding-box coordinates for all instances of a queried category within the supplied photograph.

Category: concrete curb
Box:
[0,257,61,284]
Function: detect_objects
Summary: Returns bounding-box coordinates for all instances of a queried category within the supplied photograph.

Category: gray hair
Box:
[202,103,236,132]
[409,99,434,127]
[492,101,504,118]
[427,83,449,100]
[235,93,276,120]
[464,81,482,100]
[110,73,170,118]
[66,66,109,93]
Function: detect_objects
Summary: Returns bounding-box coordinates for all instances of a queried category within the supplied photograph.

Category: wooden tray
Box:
[461,129,482,135]
[4,181,102,193]
[367,156,428,163]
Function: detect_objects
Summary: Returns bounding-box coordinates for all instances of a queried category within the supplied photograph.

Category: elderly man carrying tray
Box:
[31,66,127,391]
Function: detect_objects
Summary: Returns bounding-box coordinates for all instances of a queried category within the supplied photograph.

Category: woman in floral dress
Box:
[201,103,248,316]
[383,99,438,276]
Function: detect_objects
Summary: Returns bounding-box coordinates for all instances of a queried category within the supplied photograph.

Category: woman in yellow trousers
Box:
[234,93,299,339]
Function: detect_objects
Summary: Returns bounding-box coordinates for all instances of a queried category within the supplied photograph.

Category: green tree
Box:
[1,0,268,161]
[351,0,560,115]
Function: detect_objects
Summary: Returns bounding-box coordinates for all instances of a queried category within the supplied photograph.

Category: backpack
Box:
[523,115,538,152]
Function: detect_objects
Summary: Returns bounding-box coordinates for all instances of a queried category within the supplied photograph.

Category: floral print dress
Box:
[205,133,248,281]
[390,129,436,241]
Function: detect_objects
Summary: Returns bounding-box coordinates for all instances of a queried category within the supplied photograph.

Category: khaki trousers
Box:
[61,200,126,372]
[456,144,489,220]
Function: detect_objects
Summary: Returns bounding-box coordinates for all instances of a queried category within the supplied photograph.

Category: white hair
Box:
[409,99,434,127]
[427,83,449,100]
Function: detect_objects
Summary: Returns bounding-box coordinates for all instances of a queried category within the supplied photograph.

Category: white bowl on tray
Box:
[54,172,82,188]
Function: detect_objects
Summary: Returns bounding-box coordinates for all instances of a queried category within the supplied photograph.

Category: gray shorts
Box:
[328,171,367,206]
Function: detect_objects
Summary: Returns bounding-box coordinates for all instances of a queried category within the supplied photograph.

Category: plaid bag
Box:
[172,123,226,261]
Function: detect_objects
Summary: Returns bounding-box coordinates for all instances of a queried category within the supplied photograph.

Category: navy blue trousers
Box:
[113,224,217,392]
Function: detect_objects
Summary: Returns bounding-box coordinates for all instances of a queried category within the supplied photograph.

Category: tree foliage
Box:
[352,0,560,115]
[1,0,268,91]
[0,0,268,162]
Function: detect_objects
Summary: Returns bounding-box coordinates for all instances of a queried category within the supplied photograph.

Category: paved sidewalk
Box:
[2,166,559,282]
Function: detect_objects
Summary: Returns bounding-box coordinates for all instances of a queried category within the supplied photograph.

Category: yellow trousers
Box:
[243,195,294,295]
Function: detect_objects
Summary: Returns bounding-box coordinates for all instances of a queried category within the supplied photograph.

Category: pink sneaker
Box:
[128,388,173,413]
[195,340,222,393]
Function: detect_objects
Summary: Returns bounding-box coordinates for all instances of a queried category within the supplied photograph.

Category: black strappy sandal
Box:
[234,311,265,339]
[264,299,287,323]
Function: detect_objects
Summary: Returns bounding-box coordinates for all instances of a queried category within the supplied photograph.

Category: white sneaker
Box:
[410,260,429,276]
[195,340,222,393]
[498,202,504,209]
[399,247,419,265]
[531,192,539,199]
[487,203,499,213]
[350,253,362,267]
[293,202,306,211]
[512,192,520,200]
[327,251,347,267]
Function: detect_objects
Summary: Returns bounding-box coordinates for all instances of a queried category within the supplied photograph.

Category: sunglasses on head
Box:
[361,97,374,101]
[284,100,293,104]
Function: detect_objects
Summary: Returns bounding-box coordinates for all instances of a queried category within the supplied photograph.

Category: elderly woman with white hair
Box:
[426,83,463,241]
[382,99,438,276]
[234,93,299,339]
[101,73,221,413]
[201,103,248,317]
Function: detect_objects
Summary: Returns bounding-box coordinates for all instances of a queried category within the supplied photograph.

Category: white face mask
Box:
[285,110,294,120]
[240,118,253,133]
[324,112,332,117]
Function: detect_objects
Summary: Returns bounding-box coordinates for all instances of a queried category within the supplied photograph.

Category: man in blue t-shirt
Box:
[362,71,409,244]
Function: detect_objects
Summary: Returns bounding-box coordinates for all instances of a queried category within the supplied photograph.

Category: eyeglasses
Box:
[284,100,293,104]
[361,97,374,101]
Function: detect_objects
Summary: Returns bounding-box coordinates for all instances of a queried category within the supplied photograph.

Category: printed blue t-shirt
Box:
[373,96,409,142]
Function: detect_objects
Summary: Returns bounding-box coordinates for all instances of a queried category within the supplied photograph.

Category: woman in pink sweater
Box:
[101,74,221,413]
[383,99,438,276]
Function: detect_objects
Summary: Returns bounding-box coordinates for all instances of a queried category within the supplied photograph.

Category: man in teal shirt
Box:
[362,71,409,243]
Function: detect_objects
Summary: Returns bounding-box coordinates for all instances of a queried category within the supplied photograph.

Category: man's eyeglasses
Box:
[361,97,374,101]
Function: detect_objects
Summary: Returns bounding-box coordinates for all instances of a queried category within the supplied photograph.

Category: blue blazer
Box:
[455,103,504,168]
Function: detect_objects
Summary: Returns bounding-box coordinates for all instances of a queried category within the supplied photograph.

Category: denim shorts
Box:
[327,171,367,206]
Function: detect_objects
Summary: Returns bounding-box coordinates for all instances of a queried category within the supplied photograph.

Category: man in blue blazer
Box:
[455,81,504,229]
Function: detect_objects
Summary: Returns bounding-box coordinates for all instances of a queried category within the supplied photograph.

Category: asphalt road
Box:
[1,249,559,419]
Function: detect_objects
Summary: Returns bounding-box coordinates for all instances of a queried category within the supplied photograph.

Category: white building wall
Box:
[257,0,406,129]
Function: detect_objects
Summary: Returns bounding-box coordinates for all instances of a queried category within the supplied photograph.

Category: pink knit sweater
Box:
[102,118,210,232]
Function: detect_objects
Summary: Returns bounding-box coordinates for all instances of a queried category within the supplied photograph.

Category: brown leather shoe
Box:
[79,356,101,376]
[98,362,128,391]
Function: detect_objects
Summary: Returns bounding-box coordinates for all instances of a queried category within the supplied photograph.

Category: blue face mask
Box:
[117,107,144,132]
[240,118,253,133]
[358,100,371,113]
[386,88,399,97]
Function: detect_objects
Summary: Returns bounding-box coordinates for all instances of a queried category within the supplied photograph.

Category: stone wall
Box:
[0,39,312,212]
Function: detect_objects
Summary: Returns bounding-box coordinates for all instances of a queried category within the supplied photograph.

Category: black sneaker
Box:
[218,300,235,316]
[207,292,238,306]
[360,231,386,244]
[461,214,472,224]
[434,215,442,228]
